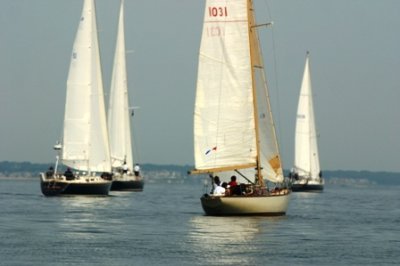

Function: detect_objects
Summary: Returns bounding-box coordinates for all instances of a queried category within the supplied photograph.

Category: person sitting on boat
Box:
[213,176,221,189]
[228,175,242,195]
[46,166,54,178]
[101,172,112,180]
[222,182,230,194]
[122,161,129,174]
[228,175,238,187]
[64,168,74,180]
[133,163,140,176]
[289,169,299,181]
[293,172,299,180]
[213,176,226,196]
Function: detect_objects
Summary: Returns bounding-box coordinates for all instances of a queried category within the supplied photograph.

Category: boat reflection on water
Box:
[291,190,324,213]
[55,196,117,241]
[188,215,285,264]
[58,195,112,209]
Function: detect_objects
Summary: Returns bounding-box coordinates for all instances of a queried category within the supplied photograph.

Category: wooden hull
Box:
[200,191,290,216]
[40,173,111,196]
[111,174,144,191]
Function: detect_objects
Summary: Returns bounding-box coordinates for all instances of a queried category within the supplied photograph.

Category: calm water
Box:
[0,178,398,266]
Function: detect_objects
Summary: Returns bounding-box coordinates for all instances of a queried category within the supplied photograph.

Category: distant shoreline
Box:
[1,161,399,186]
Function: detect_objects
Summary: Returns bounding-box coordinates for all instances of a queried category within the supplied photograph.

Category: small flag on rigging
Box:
[205,146,217,155]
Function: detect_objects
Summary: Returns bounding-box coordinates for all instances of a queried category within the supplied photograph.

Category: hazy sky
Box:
[1,0,399,172]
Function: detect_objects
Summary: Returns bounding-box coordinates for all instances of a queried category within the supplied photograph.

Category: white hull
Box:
[201,191,290,216]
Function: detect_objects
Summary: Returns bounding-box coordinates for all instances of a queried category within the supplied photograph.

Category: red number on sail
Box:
[208,7,228,17]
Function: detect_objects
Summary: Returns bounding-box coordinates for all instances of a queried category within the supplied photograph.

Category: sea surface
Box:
[0,178,398,266]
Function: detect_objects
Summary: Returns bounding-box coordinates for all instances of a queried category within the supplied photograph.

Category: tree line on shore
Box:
[0,161,399,185]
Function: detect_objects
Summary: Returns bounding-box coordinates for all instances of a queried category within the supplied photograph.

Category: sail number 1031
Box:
[208,6,228,17]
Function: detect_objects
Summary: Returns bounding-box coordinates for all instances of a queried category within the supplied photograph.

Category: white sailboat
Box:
[40,0,112,196]
[190,0,290,215]
[290,52,324,192]
[108,0,143,191]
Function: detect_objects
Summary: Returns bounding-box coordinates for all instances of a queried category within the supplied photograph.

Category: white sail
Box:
[250,20,284,183]
[194,0,257,172]
[61,0,111,173]
[193,0,283,183]
[108,0,134,170]
[294,53,320,180]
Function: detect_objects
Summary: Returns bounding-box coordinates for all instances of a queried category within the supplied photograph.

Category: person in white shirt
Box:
[212,176,226,196]
[122,162,129,174]
[213,184,226,195]
[134,163,140,176]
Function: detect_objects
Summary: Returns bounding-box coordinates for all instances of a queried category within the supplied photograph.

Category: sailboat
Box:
[40,0,112,196]
[289,52,324,192]
[108,0,144,191]
[190,0,290,216]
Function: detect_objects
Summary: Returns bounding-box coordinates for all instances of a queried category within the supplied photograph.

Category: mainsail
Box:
[108,0,134,171]
[61,0,111,173]
[193,0,283,183]
[294,53,320,180]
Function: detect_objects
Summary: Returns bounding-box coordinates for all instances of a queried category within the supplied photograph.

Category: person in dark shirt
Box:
[64,168,74,180]
[46,166,54,178]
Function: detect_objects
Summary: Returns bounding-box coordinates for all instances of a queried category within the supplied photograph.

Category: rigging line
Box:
[261,0,285,170]
[132,125,141,164]
[130,107,141,164]
[234,169,255,185]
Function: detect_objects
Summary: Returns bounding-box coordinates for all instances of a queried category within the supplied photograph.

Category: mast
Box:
[247,0,263,186]
[246,0,284,185]
[306,52,312,176]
